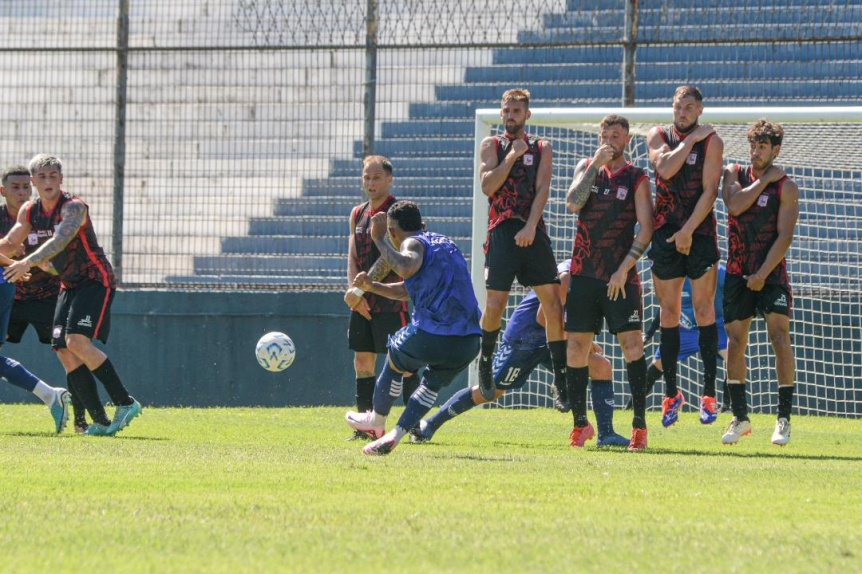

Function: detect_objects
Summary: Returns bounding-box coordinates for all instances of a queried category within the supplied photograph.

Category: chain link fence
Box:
[0,0,859,289]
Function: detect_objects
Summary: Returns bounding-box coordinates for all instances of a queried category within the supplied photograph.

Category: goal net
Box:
[470,107,862,417]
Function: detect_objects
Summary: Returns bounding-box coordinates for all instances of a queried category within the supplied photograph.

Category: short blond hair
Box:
[28,154,63,175]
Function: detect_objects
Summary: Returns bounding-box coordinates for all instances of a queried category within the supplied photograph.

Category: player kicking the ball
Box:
[411,260,629,447]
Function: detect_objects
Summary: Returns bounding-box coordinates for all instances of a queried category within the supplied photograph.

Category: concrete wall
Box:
[0,290,468,408]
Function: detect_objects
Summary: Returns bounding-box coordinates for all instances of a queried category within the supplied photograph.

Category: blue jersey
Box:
[680,263,725,330]
[502,290,546,350]
[404,231,481,337]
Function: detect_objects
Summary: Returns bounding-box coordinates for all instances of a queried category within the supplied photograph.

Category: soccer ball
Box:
[255,331,296,372]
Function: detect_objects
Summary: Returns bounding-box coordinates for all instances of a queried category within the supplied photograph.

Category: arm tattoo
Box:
[25,201,85,267]
[566,164,598,209]
[366,235,396,281]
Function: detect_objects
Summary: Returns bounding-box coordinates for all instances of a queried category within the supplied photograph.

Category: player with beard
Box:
[646,85,725,429]
[719,119,798,446]
[564,115,653,451]
[476,88,568,411]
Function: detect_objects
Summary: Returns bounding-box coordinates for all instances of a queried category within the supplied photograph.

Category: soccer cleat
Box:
[597,432,630,447]
[409,420,433,444]
[568,422,595,448]
[771,418,791,446]
[75,423,89,435]
[552,385,571,413]
[345,411,384,440]
[49,389,72,434]
[362,430,399,456]
[84,423,114,437]
[477,356,496,401]
[108,398,142,435]
[661,391,685,427]
[721,417,752,445]
[347,430,372,441]
[720,402,732,414]
[699,396,718,425]
[627,428,648,451]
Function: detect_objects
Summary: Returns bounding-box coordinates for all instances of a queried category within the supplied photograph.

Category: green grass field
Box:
[1,404,860,573]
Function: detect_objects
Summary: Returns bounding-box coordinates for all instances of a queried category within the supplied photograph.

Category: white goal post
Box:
[469,106,862,417]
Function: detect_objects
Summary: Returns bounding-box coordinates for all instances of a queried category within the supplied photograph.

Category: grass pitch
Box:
[1,405,860,573]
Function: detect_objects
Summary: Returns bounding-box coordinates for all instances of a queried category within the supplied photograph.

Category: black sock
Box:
[777,385,794,421]
[68,364,110,426]
[627,356,648,429]
[92,358,132,407]
[646,364,663,397]
[401,373,420,405]
[548,340,567,394]
[566,366,590,427]
[698,323,719,397]
[66,372,88,427]
[722,379,730,406]
[660,326,680,397]
[729,382,749,421]
[355,376,375,412]
[480,329,499,361]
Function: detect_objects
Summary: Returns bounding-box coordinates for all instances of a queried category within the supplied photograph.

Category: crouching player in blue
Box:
[345,200,482,456]
[411,259,630,447]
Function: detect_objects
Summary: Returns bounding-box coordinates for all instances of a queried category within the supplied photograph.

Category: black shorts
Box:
[565,275,642,335]
[648,225,720,281]
[7,296,58,344]
[484,219,559,291]
[348,310,408,354]
[723,274,792,323]
[52,282,115,348]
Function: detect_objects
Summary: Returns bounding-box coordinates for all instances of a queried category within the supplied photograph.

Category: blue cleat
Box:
[409,420,434,444]
[84,423,114,437]
[596,432,630,447]
[699,396,718,425]
[108,398,142,435]
[661,391,685,428]
[49,389,72,434]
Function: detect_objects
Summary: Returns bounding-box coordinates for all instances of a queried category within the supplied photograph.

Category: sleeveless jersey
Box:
[24,192,116,289]
[654,127,718,239]
[726,165,789,285]
[569,161,648,285]
[502,290,546,349]
[0,205,61,300]
[486,134,547,234]
[404,231,481,337]
[350,195,407,314]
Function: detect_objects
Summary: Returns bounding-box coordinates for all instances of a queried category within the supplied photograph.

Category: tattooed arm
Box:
[3,200,85,283]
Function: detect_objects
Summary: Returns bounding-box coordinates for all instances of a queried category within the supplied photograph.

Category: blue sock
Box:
[590,380,615,437]
[371,362,402,417]
[396,383,438,432]
[425,386,477,433]
[0,356,40,393]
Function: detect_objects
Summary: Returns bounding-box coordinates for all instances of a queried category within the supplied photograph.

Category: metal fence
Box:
[0,0,860,289]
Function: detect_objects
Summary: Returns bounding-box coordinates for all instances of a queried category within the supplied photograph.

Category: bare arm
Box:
[750,179,799,287]
[353,273,410,301]
[347,210,359,286]
[566,159,596,213]
[479,136,522,197]
[372,235,424,280]
[680,134,723,234]
[4,201,85,283]
[0,203,35,258]
[723,164,786,217]
[648,124,716,181]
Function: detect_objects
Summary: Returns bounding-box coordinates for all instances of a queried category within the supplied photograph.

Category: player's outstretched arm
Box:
[4,200,85,283]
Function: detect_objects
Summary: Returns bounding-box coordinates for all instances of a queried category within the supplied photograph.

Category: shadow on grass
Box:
[2,431,169,441]
[600,447,862,462]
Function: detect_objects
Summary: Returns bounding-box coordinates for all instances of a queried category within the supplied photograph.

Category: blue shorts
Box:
[653,325,728,362]
[0,283,16,343]
[387,323,480,392]
[493,341,551,390]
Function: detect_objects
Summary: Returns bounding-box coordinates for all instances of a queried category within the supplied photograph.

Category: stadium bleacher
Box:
[173,0,862,289]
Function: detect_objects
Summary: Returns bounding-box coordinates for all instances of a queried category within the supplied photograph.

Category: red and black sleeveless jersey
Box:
[25,192,116,290]
[486,134,547,234]
[350,194,408,314]
[570,161,648,285]
[0,205,61,301]
[726,165,789,285]
[654,127,718,239]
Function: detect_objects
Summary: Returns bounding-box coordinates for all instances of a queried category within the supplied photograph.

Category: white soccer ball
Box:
[255,331,296,372]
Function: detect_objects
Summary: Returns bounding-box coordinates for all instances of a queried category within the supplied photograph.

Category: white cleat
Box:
[363,429,400,456]
[721,417,752,445]
[771,418,791,446]
[345,411,384,440]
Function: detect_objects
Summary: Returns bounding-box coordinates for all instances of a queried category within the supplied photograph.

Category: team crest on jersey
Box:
[523,154,534,166]
[757,194,769,207]
[616,187,628,200]
[686,152,698,165]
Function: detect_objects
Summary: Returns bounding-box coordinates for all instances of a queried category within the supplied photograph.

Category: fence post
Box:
[112,0,130,283]
[363,0,378,158]
[622,0,638,106]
